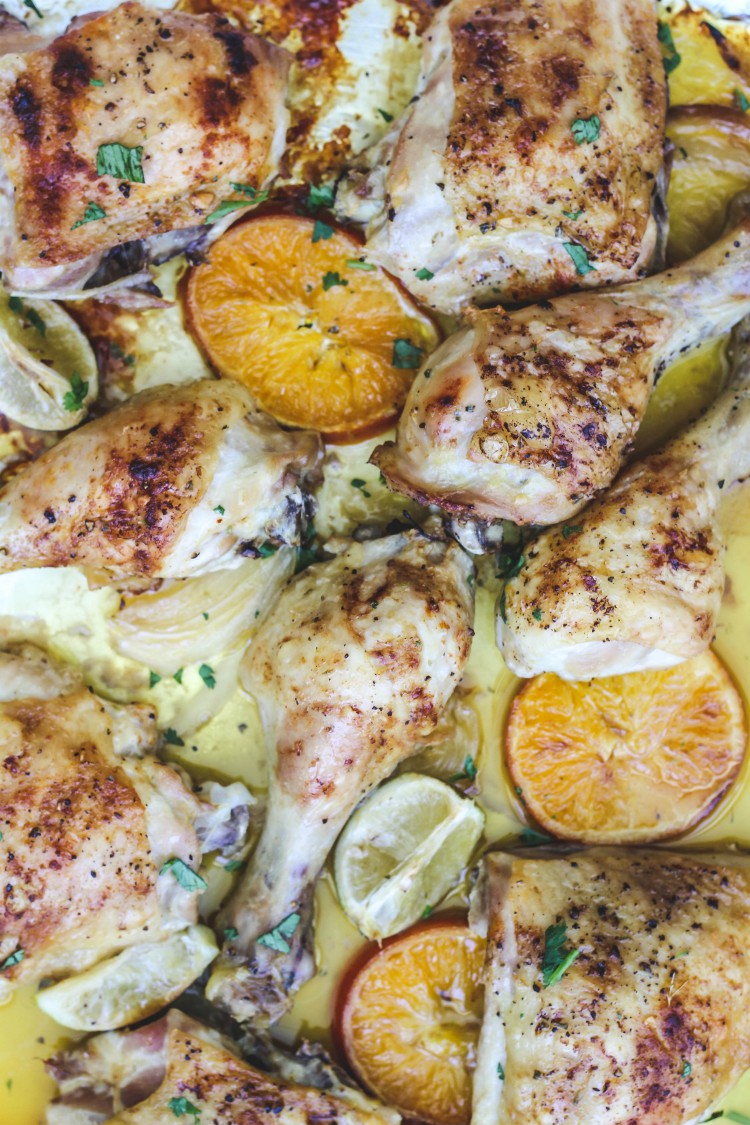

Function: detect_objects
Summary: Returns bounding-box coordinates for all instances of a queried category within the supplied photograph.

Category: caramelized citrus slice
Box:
[505,651,747,845]
[336,919,484,1125]
[667,106,750,263]
[186,214,439,439]
[660,9,750,109]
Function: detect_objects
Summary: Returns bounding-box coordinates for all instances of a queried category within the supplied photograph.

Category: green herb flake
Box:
[563,208,583,220]
[257,542,279,558]
[27,308,46,336]
[202,612,209,620]
[90,78,104,87]
[307,183,335,211]
[450,755,478,784]
[163,728,185,747]
[8,296,23,315]
[223,927,239,940]
[204,187,269,226]
[541,922,580,987]
[71,201,106,231]
[223,859,246,873]
[173,668,184,684]
[377,107,394,122]
[346,258,376,271]
[562,242,596,276]
[160,858,207,893]
[499,587,507,623]
[682,1060,692,1079]
[416,267,434,280]
[496,550,525,579]
[0,950,24,971]
[23,0,43,16]
[532,606,542,622]
[199,664,216,690]
[62,372,89,413]
[392,338,424,369]
[149,671,161,688]
[312,219,335,243]
[257,911,301,954]
[168,1096,201,1120]
[736,88,750,112]
[519,827,554,847]
[657,21,681,74]
[322,271,348,291]
[422,905,433,919]
[562,524,582,539]
[497,1062,505,1081]
[571,115,600,145]
[351,478,371,497]
[214,504,225,515]
[96,142,145,184]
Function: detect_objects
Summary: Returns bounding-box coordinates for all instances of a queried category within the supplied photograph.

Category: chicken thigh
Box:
[0,2,289,298]
[471,848,750,1125]
[46,1010,399,1125]
[0,645,249,1010]
[342,0,666,315]
[373,219,750,536]
[496,320,750,679]
[207,530,475,1025]
[0,379,321,580]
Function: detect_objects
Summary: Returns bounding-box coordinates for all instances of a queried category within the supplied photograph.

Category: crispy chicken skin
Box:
[0,2,290,295]
[348,0,666,314]
[373,219,750,535]
[0,379,321,580]
[470,849,750,1125]
[207,530,475,1024]
[46,1010,400,1125]
[0,649,204,1003]
[496,319,750,679]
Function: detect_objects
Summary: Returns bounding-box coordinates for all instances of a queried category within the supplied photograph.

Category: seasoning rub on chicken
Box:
[471,848,750,1125]
[0,2,290,297]
[344,0,667,314]
[207,530,475,1025]
[0,379,321,580]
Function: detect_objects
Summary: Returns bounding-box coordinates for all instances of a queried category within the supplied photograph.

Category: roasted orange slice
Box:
[505,651,747,845]
[185,214,439,440]
[667,107,750,263]
[335,918,484,1125]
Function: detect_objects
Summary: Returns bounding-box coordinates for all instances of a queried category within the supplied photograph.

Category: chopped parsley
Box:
[149,671,161,688]
[657,22,681,74]
[204,186,268,225]
[163,728,185,747]
[23,0,42,16]
[346,258,376,271]
[257,911,301,954]
[736,88,750,112]
[223,859,246,873]
[173,668,184,684]
[159,858,207,892]
[90,78,104,87]
[312,219,335,243]
[571,115,600,144]
[198,664,216,690]
[422,905,433,919]
[519,827,554,846]
[532,606,542,621]
[71,202,106,231]
[10,296,46,337]
[377,107,394,122]
[392,338,424,369]
[214,504,225,515]
[562,524,582,539]
[62,372,89,413]
[497,1062,505,1080]
[499,587,507,622]
[416,267,434,280]
[563,208,583,220]
[96,142,145,184]
[562,241,596,276]
[541,922,580,987]
[257,542,279,558]
[496,549,525,579]
[223,927,239,940]
[168,1096,201,1120]
[450,755,478,783]
[0,950,23,971]
[323,271,348,291]
[682,1060,692,1078]
[307,183,335,211]
[351,478,371,497]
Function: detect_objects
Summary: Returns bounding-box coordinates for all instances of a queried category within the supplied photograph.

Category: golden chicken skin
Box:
[471,849,750,1125]
[0,2,290,296]
[345,0,667,314]
[46,1010,400,1125]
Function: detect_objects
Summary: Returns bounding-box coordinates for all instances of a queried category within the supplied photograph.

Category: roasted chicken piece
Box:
[0,379,321,580]
[342,0,666,315]
[0,645,249,1008]
[373,219,750,538]
[207,530,475,1024]
[46,1009,400,1125]
[0,2,289,298]
[496,319,750,679]
[470,848,750,1125]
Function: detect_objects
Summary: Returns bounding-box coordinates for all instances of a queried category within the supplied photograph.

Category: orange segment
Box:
[666,107,750,264]
[504,651,747,845]
[185,214,439,439]
[335,919,485,1125]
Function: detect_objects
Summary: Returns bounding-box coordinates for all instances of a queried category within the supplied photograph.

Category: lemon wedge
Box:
[0,288,97,430]
[36,925,217,1031]
[334,773,484,940]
